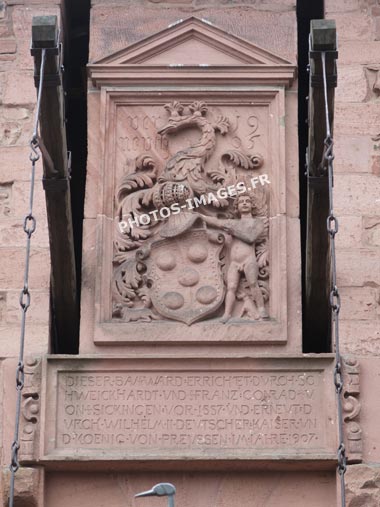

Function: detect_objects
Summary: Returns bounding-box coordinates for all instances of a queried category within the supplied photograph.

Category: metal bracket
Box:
[31,42,62,88]
[309,50,338,59]
[30,45,59,57]
[309,49,338,89]
[311,74,337,88]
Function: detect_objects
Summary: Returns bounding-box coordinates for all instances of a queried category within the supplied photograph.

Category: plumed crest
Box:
[188,101,208,115]
[163,101,184,116]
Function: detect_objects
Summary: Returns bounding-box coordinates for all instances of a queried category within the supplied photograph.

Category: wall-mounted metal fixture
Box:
[135,483,176,507]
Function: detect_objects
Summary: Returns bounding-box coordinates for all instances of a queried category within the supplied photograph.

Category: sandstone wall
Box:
[325,0,380,504]
[0,0,59,496]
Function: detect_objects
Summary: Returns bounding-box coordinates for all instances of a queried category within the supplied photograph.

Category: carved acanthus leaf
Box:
[214,115,230,134]
[113,258,143,306]
[116,155,157,202]
[221,150,264,170]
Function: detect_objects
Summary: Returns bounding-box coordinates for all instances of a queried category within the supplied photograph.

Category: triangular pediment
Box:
[88,17,296,87]
[94,17,292,66]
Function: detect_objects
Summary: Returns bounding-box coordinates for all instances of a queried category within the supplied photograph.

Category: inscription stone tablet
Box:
[42,357,337,465]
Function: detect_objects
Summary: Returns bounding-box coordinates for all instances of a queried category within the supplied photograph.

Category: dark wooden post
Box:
[304,20,337,352]
[32,16,78,353]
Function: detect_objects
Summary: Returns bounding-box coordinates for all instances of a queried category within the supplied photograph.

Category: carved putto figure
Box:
[113,101,270,325]
[196,193,268,322]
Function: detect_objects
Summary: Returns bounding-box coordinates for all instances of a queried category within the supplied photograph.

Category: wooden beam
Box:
[32,15,78,353]
[304,20,337,352]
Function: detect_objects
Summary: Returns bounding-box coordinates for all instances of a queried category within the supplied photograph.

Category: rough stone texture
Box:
[335,216,363,248]
[334,174,380,215]
[89,5,297,64]
[10,180,47,219]
[0,248,50,290]
[0,146,40,181]
[0,218,49,247]
[363,216,380,245]
[5,0,59,4]
[336,65,367,103]
[2,72,36,107]
[325,0,370,13]
[339,287,379,320]
[334,12,374,41]
[335,103,380,136]
[336,248,380,287]
[1,466,44,507]
[334,135,371,174]
[340,321,380,357]
[353,358,380,462]
[0,325,49,357]
[339,40,380,64]
[346,465,380,506]
[0,120,23,145]
[4,290,49,324]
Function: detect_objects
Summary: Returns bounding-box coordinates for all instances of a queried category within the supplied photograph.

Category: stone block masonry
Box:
[325,0,380,501]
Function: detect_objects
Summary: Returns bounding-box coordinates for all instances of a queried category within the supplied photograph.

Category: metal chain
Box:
[321,51,347,507]
[8,48,46,507]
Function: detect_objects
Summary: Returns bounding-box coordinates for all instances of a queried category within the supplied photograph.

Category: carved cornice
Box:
[89,64,296,88]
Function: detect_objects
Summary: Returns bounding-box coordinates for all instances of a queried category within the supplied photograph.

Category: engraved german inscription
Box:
[57,370,326,451]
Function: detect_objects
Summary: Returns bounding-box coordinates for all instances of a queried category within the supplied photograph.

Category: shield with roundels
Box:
[144,228,225,325]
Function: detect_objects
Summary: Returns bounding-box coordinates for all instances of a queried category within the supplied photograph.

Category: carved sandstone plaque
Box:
[42,357,337,464]
[112,101,270,325]
[87,91,291,346]
[84,17,299,348]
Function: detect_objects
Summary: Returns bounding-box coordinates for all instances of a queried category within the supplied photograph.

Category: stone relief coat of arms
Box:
[112,101,270,325]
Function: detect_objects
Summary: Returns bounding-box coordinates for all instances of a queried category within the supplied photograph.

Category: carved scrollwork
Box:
[342,356,362,464]
[19,356,42,462]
